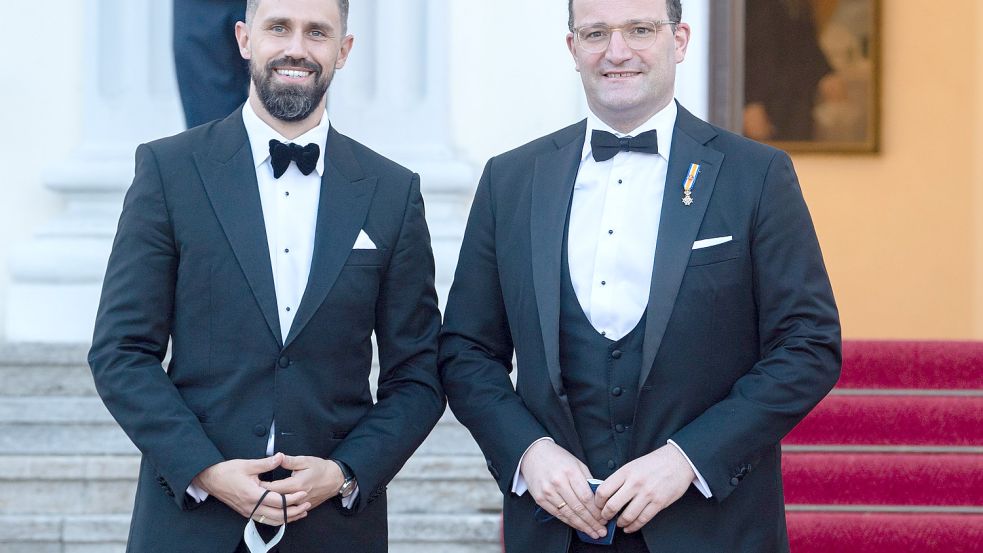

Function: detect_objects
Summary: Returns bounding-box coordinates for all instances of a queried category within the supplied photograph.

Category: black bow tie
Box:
[269,139,320,178]
[590,129,659,162]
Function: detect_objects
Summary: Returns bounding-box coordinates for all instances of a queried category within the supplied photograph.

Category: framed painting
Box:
[708,0,881,153]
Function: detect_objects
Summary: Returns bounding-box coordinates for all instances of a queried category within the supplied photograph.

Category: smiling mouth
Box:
[275,69,312,79]
[604,72,641,78]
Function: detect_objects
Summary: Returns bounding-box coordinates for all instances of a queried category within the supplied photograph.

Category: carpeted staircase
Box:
[782,340,983,552]
[2,341,980,552]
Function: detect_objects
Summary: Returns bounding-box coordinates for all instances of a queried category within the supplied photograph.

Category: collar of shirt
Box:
[581,99,678,164]
[242,100,330,177]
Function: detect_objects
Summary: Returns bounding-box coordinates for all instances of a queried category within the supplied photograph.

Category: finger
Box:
[569,478,607,529]
[623,501,662,533]
[617,490,654,530]
[260,490,308,508]
[244,453,284,475]
[260,475,305,495]
[555,483,603,538]
[253,502,311,526]
[595,472,625,512]
[600,480,633,521]
[279,454,311,471]
[287,507,310,523]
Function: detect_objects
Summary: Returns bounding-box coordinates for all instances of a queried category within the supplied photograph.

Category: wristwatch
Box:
[330,459,357,498]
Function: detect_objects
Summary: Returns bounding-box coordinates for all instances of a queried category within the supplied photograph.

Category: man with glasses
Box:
[439,0,840,551]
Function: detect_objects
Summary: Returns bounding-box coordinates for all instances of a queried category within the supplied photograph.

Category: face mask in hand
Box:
[243,490,287,553]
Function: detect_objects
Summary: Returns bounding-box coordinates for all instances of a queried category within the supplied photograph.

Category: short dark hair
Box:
[245,0,350,33]
[567,0,682,31]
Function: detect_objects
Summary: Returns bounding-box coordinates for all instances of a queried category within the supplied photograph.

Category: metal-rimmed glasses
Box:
[571,20,678,53]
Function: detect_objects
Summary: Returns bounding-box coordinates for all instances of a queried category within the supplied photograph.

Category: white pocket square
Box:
[353,230,377,250]
[692,236,733,250]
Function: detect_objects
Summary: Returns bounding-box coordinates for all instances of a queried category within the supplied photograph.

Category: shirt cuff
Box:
[511,437,554,496]
[667,439,712,498]
[186,482,209,503]
[341,485,359,509]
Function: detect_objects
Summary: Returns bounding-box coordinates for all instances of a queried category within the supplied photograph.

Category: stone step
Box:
[0,343,94,397]
[0,398,480,457]
[0,513,501,553]
[0,455,502,516]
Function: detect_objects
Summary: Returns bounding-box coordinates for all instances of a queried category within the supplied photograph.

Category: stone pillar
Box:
[6,0,185,342]
[329,0,475,303]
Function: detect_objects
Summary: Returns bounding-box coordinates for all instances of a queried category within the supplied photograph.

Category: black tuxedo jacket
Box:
[89,107,444,553]
[439,104,841,552]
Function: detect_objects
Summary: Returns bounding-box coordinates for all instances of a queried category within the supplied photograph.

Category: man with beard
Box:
[88,0,444,551]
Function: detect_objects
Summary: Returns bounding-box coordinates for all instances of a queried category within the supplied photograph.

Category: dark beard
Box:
[252,56,331,122]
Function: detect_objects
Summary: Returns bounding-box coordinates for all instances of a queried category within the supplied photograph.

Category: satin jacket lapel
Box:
[284,127,377,348]
[195,108,283,346]
[530,121,585,446]
[639,105,724,393]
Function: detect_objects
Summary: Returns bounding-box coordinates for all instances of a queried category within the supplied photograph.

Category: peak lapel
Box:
[639,106,724,394]
[195,109,283,346]
[283,128,376,348]
[530,122,586,450]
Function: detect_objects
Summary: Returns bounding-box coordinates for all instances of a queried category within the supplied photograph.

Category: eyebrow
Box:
[579,18,661,27]
[263,16,338,33]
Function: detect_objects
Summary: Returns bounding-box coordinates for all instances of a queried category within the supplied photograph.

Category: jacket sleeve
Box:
[669,151,841,502]
[438,159,551,494]
[327,174,446,512]
[88,144,225,510]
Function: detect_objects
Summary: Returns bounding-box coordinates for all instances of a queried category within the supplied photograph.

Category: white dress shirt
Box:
[513,101,711,499]
[189,102,357,507]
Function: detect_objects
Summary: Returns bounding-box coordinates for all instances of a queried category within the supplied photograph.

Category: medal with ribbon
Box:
[682,163,701,206]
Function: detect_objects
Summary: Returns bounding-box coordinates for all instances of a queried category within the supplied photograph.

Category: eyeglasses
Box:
[572,20,677,53]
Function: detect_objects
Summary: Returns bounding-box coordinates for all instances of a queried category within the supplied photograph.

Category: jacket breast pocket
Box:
[687,239,742,267]
[344,248,389,267]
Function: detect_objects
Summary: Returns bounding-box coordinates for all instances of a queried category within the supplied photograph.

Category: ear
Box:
[566,33,581,73]
[235,20,252,60]
[335,34,355,69]
[673,22,691,64]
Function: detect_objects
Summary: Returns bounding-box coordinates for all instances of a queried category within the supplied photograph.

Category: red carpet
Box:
[782,340,983,552]
[787,513,983,553]
[786,395,983,446]
[836,340,983,389]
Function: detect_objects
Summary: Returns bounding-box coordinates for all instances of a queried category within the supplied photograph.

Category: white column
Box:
[329,0,475,303]
[5,0,184,342]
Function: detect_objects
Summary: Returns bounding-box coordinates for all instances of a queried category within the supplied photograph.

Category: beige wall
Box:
[792,1,983,339]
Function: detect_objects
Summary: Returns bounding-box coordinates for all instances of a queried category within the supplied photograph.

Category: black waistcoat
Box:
[559,231,646,480]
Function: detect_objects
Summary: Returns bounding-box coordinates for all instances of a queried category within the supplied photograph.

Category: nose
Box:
[282,31,307,60]
[605,30,634,63]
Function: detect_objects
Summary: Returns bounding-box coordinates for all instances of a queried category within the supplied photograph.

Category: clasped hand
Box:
[521,442,696,536]
[593,444,696,533]
[193,452,345,525]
